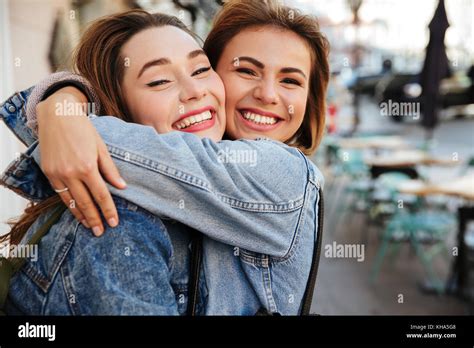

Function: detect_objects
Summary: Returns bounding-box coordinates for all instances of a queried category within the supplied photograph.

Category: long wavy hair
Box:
[204,0,330,155]
[1,10,198,246]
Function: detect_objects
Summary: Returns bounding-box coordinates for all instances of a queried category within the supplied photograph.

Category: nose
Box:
[179,75,207,103]
[253,77,278,105]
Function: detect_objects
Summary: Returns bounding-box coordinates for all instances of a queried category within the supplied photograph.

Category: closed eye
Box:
[281,78,302,86]
[192,66,211,76]
[147,79,170,87]
[236,68,256,76]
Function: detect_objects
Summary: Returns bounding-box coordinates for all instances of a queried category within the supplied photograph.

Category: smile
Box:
[173,107,216,132]
[237,108,283,130]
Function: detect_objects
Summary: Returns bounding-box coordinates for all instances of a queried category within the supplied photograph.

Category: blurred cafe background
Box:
[1,0,473,315]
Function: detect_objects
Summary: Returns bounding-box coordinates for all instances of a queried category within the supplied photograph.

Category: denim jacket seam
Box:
[1,90,35,147]
[271,155,313,263]
[216,194,304,212]
[272,182,319,267]
[273,186,309,264]
[262,266,278,313]
[60,266,80,315]
[309,177,322,189]
[236,177,313,264]
[21,262,50,293]
[239,251,271,267]
[0,144,53,203]
[107,145,213,192]
[19,214,78,296]
[107,144,306,212]
[0,174,42,202]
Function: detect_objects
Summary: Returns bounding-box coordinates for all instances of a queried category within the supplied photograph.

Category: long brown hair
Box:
[72,9,201,121]
[204,0,330,155]
[1,10,198,246]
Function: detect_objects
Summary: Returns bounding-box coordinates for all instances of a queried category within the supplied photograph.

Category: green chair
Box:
[370,208,456,294]
[335,149,373,228]
[368,172,419,223]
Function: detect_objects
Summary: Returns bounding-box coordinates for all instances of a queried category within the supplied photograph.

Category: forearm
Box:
[26,71,101,135]
[36,86,89,134]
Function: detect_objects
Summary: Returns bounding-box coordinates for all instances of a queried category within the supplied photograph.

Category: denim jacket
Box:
[1,88,323,315]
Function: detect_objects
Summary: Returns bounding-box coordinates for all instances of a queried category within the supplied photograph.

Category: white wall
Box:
[0,0,27,236]
[0,0,69,235]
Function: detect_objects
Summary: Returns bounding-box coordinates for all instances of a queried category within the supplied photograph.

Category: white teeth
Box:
[175,110,213,130]
[242,111,278,125]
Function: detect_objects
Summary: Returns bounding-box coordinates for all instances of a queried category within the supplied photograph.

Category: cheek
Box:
[286,89,308,125]
[219,72,242,108]
[209,73,226,106]
[131,91,173,127]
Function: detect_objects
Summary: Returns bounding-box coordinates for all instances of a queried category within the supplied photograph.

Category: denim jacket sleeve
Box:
[31,115,314,258]
[1,87,37,147]
[1,73,99,141]
[1,89,319,258]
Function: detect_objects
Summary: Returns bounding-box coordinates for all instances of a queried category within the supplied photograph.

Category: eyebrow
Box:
[137,49,207,78]
[236,56,307,79]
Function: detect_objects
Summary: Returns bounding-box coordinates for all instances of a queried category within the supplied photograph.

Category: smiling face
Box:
[215,26,312,142]
[120,26,226,141]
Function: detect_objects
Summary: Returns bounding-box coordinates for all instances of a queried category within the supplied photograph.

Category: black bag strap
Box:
[0,204,66,315]
[300,188,324,315]
[186,232,203,316]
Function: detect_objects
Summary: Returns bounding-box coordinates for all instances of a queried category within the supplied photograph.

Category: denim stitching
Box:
[107,144,305,213]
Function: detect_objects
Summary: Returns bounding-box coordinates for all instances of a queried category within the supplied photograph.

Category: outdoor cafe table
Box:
[397,174,474,297]
[336,136,410,151]
[397,174,474,200]
[364,149,456,168]
[363,150,457,179]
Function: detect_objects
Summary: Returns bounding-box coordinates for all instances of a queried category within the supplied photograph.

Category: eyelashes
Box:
[281,78,302,86]
[236,67,256,76]
[146,66,212,87]
[146,80,169,87]
[192,66,211,76]
[236,68,302,86]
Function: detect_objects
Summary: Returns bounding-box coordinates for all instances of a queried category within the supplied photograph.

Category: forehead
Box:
[121,26,201,68]
[222,26,312,72]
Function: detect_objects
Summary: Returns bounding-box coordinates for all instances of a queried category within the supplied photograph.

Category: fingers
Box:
[62,179,105,236]
[49,178,87,227]
[97,139,127,189]
[84,170,119,232]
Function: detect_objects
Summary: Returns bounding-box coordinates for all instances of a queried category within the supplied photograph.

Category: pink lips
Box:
[172,106,216,133]
[237,108,284,132]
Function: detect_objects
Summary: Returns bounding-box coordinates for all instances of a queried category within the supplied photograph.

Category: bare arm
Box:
[36,86,126,235]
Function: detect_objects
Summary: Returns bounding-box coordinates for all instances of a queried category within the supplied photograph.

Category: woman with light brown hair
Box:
[2,0,329,315]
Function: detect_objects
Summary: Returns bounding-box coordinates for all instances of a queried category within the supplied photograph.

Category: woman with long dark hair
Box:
[1,0,329,315]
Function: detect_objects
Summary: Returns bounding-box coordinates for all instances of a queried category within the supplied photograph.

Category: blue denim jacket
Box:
[1,89,323,315]
[2,89,204,315]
